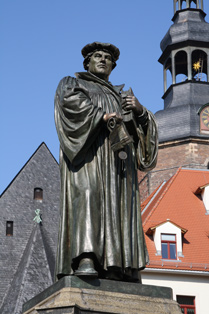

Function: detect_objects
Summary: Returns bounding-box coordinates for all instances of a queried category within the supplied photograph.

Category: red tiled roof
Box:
[142,168,209,272]
[141,173,177,224]
[141,185,160,211]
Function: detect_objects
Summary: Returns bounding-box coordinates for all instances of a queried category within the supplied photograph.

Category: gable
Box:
[0,143,60,311]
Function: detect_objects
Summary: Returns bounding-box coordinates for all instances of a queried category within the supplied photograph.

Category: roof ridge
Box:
[141,183,163,210]
[143,167,182,225]
[13,224,53,314]
[0,142,58,197]
[39,224,56,278]
[0,225,38,313]
[141,181,166,215]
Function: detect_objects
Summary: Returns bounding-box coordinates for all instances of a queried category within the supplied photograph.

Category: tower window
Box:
[174,0,203,13]
[192,50,207,82]
[161,234,177,259]
[177,295,196,314]
[175,50,188,83]
[34,188,43,201]
[6,221,13,236]
[164,58,172,92]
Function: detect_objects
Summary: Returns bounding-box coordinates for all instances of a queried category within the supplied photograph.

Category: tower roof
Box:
[155,2,209,143]
[160,9,209,64]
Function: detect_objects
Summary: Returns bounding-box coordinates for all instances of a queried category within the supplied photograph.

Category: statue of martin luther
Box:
[54,42,158,282]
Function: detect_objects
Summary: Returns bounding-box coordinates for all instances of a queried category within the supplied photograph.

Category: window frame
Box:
[34,187,43,201]
[6,221,13,236]
[177,295,196,314]
[161,233,177,260]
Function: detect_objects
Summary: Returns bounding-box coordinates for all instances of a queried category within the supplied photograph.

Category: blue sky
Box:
[1,0,209,194]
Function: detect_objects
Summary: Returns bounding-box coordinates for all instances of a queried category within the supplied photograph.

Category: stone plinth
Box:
[23,276,181,314]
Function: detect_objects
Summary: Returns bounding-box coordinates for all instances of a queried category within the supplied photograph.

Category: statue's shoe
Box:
[74,258,98,277]
[123,268,141,283]
[105,270,123,281]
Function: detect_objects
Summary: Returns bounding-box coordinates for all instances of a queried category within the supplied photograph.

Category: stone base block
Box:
[23,276,181,314]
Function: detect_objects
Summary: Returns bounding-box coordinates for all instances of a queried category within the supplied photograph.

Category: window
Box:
[34,188,43,201]
[177,296,196,314]
[6,221,13,236]
[175,50,188,84]
[161,234,177,259]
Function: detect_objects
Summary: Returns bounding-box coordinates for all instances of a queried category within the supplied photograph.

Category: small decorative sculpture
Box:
[33,209,42,224]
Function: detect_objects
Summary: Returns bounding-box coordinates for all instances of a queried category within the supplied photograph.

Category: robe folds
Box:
[54,71,158,278]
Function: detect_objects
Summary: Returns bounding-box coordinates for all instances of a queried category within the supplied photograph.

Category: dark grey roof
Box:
[163,81,209,109]
[0,224,53,313]
[155,80,209,143]
[0,143,60,314]
[155,103,200,142]
[160,9,209,61]
[156,7,209,143]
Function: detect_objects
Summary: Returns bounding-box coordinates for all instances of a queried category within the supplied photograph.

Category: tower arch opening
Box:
[175,50,188,83]
[174,0,203,13]
[190,0,198,9]
[192,49,207,81]
[181,0,187,10]
[164,58,172,92]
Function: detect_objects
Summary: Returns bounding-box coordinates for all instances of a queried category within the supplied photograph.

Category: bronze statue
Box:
[54,42,158,282]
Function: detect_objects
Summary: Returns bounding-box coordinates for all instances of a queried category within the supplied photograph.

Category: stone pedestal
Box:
[23,276,181,314]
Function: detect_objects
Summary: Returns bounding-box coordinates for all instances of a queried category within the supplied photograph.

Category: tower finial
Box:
[173,0,204,15]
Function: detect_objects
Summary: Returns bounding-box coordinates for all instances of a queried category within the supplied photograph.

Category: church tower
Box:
[139,0,209,202]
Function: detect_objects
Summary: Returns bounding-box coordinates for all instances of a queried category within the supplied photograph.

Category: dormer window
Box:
[195,183,209,214]
[146,220,187,260]
[161,234,177,260]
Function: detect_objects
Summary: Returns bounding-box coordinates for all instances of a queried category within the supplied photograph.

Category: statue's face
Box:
[88,50,113,81]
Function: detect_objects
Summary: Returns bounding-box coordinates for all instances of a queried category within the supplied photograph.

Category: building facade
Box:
[0,143,60,314]
[140,2,209,313]
[141,167,209,313]
[1,1,209,313]
[139,0,209,203]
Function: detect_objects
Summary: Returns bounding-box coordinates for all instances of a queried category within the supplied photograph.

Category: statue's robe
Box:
[54,71,158,278]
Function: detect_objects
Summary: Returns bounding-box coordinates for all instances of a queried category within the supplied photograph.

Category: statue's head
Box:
[81,42,120,81]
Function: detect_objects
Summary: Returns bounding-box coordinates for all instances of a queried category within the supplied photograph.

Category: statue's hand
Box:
[122,96,143,116]
[103,112,123,123]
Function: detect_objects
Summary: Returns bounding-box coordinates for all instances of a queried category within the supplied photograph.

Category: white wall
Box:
[142,270,209,314]
[154,221,183,257]
[201,185,209,212]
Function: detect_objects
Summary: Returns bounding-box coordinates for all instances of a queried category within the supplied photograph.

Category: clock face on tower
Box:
[200,106,209,133]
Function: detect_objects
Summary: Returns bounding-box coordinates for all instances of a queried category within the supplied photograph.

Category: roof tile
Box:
[143,168,209,272]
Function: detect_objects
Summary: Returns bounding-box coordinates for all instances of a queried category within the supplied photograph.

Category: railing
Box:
[147,260,209,270]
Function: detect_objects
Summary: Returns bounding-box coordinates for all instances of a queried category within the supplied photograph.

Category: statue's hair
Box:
[83,50,117,71]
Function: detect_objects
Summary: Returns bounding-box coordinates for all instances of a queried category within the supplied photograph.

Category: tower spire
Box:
[173,0,204,14]
[155,0,209,144]
[138,0,209,201]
